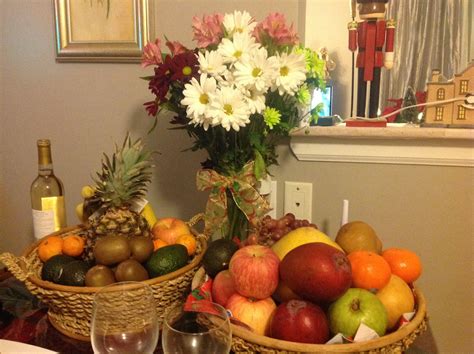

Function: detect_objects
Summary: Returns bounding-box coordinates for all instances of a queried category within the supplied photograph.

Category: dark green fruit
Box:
[94,235,131,266]
[58,260,90,286]
[202,238,239,278]
[146,244,189,278]
[115,259,149,282]
[85,265,116,287]
[41,254,76,283]
[129,237,154,263]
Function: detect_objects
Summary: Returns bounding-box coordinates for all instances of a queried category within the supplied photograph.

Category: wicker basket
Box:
[0,215,207,341]
[230,288,428,354]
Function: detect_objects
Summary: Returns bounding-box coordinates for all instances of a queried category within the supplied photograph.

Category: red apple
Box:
[280,242,352,304]
[151,217,191,244]
[229,245,280,299]
[226,293,276,336]
[211,270,237,307]
[269,299,329,344]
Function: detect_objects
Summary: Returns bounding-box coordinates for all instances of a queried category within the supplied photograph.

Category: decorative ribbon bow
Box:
[196,161,270,238]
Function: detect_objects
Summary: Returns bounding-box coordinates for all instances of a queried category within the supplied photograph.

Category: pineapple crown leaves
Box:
[93,134,155,208]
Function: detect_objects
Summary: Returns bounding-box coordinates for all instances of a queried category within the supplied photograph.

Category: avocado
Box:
[202,238,239,278]
[115,259,149,282]
[41,254,76,283]
[94,235,131,266]
[58,260,90,286]
[85,264,116,287]
[145,244,189,278]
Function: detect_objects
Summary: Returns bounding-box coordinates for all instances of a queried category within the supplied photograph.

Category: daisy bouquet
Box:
[142,11,327,240]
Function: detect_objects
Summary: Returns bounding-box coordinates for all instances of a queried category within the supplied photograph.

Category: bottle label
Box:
[32,196,66,239]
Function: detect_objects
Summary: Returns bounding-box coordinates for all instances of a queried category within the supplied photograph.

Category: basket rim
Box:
[230,287,427,351]
[20,225,207,293]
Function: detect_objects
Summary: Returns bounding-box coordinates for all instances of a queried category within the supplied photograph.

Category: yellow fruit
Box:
[271,227,343,260]
[81,185,95,199]
[141,203,157,228]
[376,274,415,330]
[75,203,84,222]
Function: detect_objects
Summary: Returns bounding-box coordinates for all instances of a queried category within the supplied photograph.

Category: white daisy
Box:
[181,74,217,130]
[269,51,307,96]
[233,47,276,92]
[223,10,257,36]
[217,32,259,65]
[242,88,266,114]
[209,86,251,131]
[198,50,226,77]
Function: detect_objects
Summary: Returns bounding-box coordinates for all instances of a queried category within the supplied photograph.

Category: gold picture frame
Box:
[54,0,154,63]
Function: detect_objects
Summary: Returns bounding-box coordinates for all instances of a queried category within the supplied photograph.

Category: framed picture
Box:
[53,0,154,63]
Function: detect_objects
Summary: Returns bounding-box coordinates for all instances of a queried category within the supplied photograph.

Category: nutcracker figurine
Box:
[348,0,396,118]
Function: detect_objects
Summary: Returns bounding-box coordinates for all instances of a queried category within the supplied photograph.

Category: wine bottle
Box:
[31,139,67,240]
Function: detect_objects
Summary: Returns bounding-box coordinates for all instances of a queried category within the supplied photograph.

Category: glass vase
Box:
[225,189,249,242]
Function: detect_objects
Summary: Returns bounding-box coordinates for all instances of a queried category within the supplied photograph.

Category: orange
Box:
[382,248,422,284]
[38,236,64,262]
[153,238,168,251]
[348,250,391,292]
[62,235,85,257]
[176,234,197,256]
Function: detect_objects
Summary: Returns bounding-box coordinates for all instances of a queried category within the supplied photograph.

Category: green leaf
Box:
[253,150,266,180]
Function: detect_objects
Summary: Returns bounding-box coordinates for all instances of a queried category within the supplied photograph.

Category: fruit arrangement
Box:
[200,218,423,346]
[37,135,198,287]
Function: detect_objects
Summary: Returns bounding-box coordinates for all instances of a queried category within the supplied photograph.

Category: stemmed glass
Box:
[90,281,159,354]
[162,301,232,354]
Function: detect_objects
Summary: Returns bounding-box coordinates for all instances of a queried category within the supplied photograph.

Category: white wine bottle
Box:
[31,139,67,240]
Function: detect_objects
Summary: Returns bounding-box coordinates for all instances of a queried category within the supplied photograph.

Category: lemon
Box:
[271,227,343,260]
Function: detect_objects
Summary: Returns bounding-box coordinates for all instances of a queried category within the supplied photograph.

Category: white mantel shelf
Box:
[290,125,474,167]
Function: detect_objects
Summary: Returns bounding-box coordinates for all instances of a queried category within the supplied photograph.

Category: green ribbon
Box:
[196,161,270,238]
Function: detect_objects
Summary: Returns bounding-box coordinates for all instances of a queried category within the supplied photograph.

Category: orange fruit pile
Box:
[348,250,392,292]
[382,248,422,284]
[38,234,85,262]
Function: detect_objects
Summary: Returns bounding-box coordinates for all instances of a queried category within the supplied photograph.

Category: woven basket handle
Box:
[0,252,33,282]
[187,213,209,240]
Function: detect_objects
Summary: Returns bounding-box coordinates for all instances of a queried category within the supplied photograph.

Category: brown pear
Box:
[335,221,383,254]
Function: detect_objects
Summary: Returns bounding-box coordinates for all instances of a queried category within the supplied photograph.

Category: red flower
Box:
[168,51,199,82]
[144,100,159,116]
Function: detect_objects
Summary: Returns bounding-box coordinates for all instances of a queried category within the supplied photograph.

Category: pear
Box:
[335,221,383,254]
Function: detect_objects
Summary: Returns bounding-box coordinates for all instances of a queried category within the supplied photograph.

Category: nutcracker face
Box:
[358,1,387,20]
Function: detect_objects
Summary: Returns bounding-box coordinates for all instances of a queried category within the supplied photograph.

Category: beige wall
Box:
[1,0,473,352]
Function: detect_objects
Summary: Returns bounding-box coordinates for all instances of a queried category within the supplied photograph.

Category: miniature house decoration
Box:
[423,61,473,128]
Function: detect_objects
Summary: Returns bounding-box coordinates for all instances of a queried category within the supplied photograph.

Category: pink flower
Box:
[141,39,163,68]
[254,13,299,46]
[166,40,187,56]
[192,13,224,48]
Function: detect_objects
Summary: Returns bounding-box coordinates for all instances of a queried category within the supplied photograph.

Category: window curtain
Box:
[379,0,469,110]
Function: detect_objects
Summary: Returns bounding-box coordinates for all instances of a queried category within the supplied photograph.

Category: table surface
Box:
[0,272,438,354]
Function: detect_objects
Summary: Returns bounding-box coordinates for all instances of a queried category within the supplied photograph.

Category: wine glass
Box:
[162,301,232,354]
[91,281,159,354]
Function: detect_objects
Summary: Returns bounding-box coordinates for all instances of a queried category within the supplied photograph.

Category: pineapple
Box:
[82,134,154,262]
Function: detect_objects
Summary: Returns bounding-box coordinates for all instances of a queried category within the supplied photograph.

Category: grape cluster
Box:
[254,213,318,246]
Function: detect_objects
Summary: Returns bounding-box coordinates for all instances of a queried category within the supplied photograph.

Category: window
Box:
[457,105,466,120]
[459,80,468,94]
[435,107,444,121]
[437,88,445,100]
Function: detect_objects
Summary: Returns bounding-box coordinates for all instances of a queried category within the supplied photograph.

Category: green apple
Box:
[328,288,388,338]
